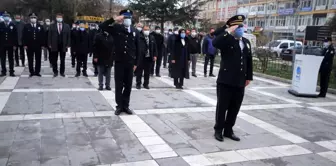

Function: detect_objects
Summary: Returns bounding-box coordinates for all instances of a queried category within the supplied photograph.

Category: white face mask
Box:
[123,18,132,27]
[56,18,63,23]
[155,30,161,33]
[136,27,142,31]
[174,31,179,35]
[324,42,330,48]
[144,31,150,36]
[45,21,50,25]
[168,32,173,35]
[30,18,37,23]
[191,32,197,37]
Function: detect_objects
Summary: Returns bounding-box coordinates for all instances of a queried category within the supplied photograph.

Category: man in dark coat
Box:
[188,29,201,77]
[319,37,335,97]
[89,24,99,76]
[14,14,25,67]
[0,11,18,77]
[48,13,71,77]
[43,19,51,66]
[23,13,45,77]
[93,28,114,90]
[167,27,179,77]
[136,26,157,89]
[100,9,140,115]
[171,29,190,89]
[150,26,164,77]
[202,28,217,77]
[73,21,91,77]
[70,22,78,68]
[212,15,253,142]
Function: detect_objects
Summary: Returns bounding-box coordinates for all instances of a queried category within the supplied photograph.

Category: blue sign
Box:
[278,8,294,15]
[296,66,301,80]
[301,7,312,12]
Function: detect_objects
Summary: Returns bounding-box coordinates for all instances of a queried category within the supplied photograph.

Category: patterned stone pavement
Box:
[0,55,336,166]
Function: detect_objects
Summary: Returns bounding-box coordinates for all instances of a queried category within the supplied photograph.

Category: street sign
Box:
[305,26,331,41]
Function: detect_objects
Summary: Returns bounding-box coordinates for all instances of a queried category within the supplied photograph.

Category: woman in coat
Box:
[171,29,190,89]
[93,28,114,91]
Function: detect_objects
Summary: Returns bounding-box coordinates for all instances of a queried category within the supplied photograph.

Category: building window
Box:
[316,0,327,6]
[258,5,265,12]
[314,17,327,25]
[276,16,286,26]
[301,0,312,7]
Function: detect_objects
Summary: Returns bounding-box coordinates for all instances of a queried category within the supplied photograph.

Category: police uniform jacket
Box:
[23,23,45,48]
[212,30,253,88]
[320,45,335,71]
[100,18,140,66]
[73,30,91,55]
[0,22,18,47]
[93,31,114,66]
[139,32,157,62]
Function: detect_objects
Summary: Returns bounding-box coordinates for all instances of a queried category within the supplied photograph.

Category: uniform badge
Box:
[38,27,40,30]
[331,51,334,54]
[133,32,136,37]
[247,43,250,49]
[238,16,242,20]
[10,26,13,29]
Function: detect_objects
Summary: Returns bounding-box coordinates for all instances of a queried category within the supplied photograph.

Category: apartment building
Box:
[237,0,336,40]
[199,0,218,23]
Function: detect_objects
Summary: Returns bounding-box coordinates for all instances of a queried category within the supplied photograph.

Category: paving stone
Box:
[8,149,40,163]
[7,160,40,166]
[15,121,41,141]
[11,139,40,152]
[15,77,94,89]
[174,147,201,156]
[68,145,99,166]
[41,135,68,159]
[91,138,119,151]
[156,157,190,166]
[160,133,191,149]
[63,118,88,133]
[139,115,175,135]
[40,119,64,131]
[96,149,127,165]
[0,121,20,133]
[66,132,91,147]
[40,156,70,166]
[0,158,8,166]
[0,146,10,158]
[298,142,330,153]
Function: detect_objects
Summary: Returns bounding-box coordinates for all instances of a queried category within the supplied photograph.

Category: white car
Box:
[265,40,303,57]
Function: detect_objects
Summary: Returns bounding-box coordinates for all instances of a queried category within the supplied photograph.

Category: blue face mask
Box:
[180,33,186,39]
[4,17,10,22]
[234,27,244,38]
[80,27,85,31]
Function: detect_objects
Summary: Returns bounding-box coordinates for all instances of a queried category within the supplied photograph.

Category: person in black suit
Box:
[0,11,18,77]
[212,15,253,142]
[167,27,179,77]
[136,26,157,90]
[89,24,99,76]
[43,19,52,67]
[319,37,335,97]
[48,13,71,77]
[100,9,141,115]
[14,14,25,67]
[150,26,164,77]
[73,21,91,77]
[23,13,45,77]
[70,22,78,68]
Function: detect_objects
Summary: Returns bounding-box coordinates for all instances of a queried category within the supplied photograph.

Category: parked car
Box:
[280,46,323,61]
[263,40,303,57]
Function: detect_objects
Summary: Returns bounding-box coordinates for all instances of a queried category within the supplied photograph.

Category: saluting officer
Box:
[100,9,140,115]
[212,15,253,142]
[23,13,45,77]
[319,37,335,97]
[0,11,18,77]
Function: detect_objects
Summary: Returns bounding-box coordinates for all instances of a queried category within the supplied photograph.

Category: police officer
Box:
[23,13,45,77]
[14,14,25,67]
[100,9,140,115]
[0,11,18,77]
[212,15,253,142]
[319,37,335,98]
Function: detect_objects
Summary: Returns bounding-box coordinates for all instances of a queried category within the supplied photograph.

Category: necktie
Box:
[58,24,62,33]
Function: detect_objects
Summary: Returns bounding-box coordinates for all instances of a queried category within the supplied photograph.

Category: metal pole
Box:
[110,0,113,17]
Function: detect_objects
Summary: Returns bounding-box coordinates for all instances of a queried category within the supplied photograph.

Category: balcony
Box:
[315,5,327,10]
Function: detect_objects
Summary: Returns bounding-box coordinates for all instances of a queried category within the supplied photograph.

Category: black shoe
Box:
[224,132,240,141]
[115,108,122,116]
[192,74,197,77]
[9,73,15,77]
[150,74,154,77]
[209,74,216,77]
[53,73,58,77]
[35,73,42,77]
[179,86,184,89]
[94,73,98,77]
[318,94,326,98]
[124,108,133,115]
[214,131,224,142]
[143,85,150,89]
[72,65,75,68]
[83,73,88,77]
[22,65,26,67]
[29,74,34,77]
[60,74,65,77]
[15,64,19,67]
[105,86,111,91]
[176,86,180,89]
[204,74,207,77]
[156,74,161,77]
[0,73,5,77]
[75,73,80,77]
[136,85,141,89]
[98,86,103,91]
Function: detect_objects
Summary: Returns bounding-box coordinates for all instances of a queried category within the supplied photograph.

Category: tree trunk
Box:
[160,17,164,33]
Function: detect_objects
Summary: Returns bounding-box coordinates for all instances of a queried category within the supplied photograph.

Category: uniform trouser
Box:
[71,48,76,67]
[136,58,152,86]
[204,54,215,75]
[214,84,245,133]
[76,54,88,74]
[15,45,25,66]
[1,46,15,74]
[52,51,66,74]
[27,46,42,75]
[114,62,133,109]
[43,47,49,61]
[319,69,331,96]
[163,47,168,68]
[189,53,198,75]
[151,52,162,75]
[98,65,112,87]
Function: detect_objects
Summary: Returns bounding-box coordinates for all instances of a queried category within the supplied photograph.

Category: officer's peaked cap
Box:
[120,9,133,17]
[29,13,38,18]
[3,11,10,17]
[225,15,245,28]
